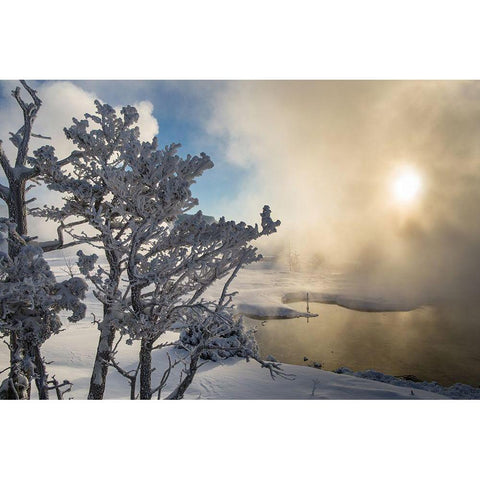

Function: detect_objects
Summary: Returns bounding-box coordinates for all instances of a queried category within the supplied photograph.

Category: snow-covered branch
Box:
[38,219,89,252]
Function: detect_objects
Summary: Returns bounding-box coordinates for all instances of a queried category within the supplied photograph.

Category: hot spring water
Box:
[245,301,480,387]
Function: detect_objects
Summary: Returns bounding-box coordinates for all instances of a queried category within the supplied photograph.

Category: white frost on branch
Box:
[0,234,88,344]
[33,99,281,399]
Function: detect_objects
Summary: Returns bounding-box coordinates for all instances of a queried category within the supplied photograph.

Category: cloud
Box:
[208,81,480,303]
[129,100,159,141]
[0,81,158,243]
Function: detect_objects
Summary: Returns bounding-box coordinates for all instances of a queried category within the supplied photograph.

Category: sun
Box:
[392,167,422,203]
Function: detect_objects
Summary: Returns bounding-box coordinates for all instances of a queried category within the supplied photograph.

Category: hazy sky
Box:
[1,80,480,303]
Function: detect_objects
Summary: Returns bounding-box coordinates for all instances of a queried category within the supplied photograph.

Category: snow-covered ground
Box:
[24,324,449,399]
[0,255,468,399]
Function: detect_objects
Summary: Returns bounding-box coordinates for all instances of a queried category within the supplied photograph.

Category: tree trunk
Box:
[130,376,137,400]
[9,332,20,382]
[139,339,153,400]
[6,182,28,398]
[7,180,27,255]
[4,334,26,400]
[88,247,122,400]
[88,308,116,400]
[32,345,49,400]
[166,353,199,400]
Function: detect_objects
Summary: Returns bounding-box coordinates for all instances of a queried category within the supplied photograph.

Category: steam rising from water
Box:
[209,81,480,304]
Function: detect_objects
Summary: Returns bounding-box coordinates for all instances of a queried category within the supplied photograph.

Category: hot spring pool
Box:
[245,301,480,387]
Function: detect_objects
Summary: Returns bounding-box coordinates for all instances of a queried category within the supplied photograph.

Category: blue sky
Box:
[73,80,252,219]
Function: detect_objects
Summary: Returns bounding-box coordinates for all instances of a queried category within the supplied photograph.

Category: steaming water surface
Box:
[246,301,480,387]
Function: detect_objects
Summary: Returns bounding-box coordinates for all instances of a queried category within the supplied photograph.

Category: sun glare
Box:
[392,168,422,203]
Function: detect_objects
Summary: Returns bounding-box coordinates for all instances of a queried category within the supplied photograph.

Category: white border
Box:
[1,1,478,478]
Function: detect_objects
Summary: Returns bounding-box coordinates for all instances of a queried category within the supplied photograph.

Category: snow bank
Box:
[236,302,317,319]
[180,358,448,400]
[335,367,480,399]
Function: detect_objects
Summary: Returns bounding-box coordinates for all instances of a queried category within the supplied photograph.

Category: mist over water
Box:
[208,81,480,386]
[211,81,480,305]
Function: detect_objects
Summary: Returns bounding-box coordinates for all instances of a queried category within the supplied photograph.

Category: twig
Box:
[47,375,73,400]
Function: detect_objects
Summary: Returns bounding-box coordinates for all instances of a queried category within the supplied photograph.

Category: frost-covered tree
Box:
[106,206,280,399]
[0,81,45,248]
[0,219,87,399]
[0,81,87,398]
[168,299,258,400]
[33,100,282,399]
[0,81,83,252]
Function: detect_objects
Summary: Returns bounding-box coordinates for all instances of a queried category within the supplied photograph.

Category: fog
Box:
[209,81,480,304]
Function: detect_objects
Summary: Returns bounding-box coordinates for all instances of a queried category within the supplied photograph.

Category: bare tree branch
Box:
[0,141,13,184]
[47,376,73,400]
[31,133,51,140]
[254,358,295,381]
[216,253,246,310]
[12,81,42,168]
[106,338,141,400]
[0,183,10,202]
[151,352,181,399]
[19,80,42,108]
[38,219,88,252]
[0,365,12,375]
